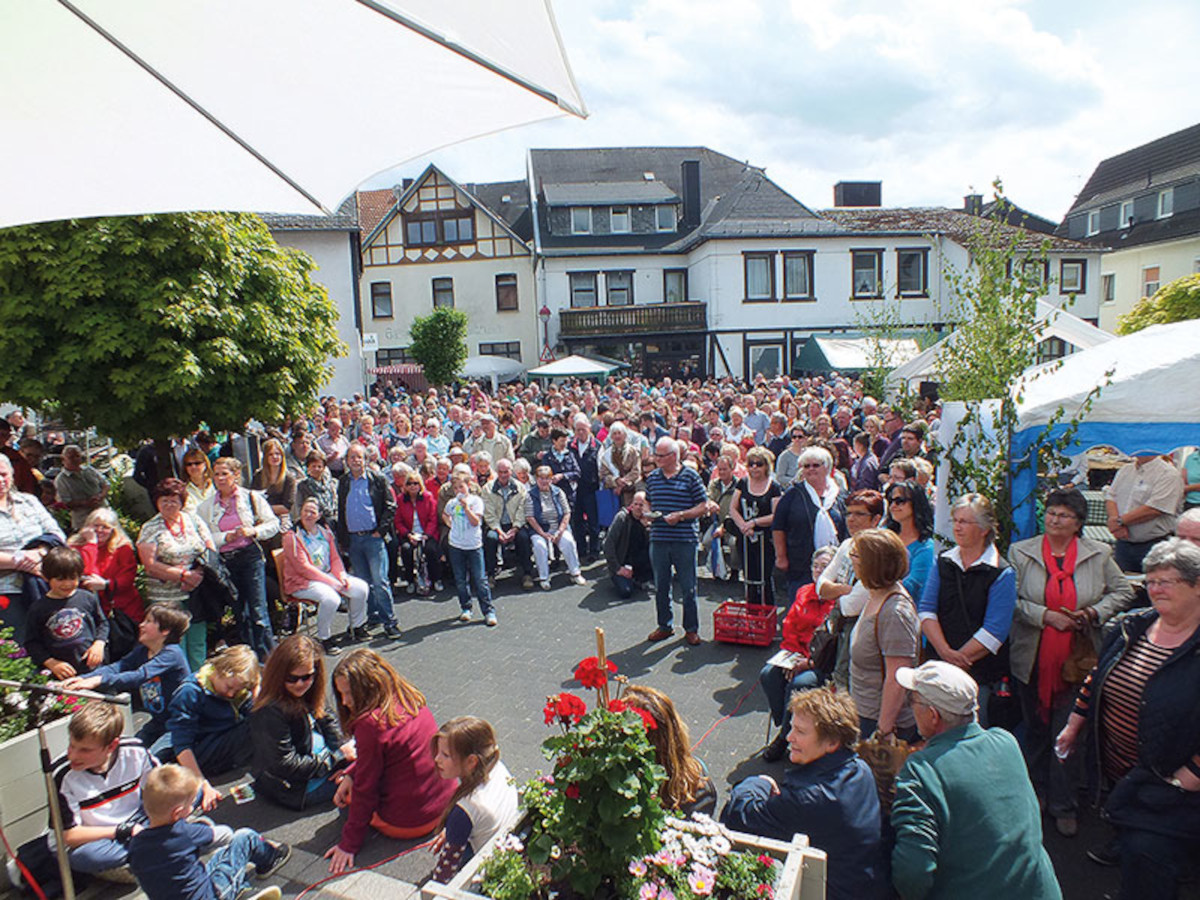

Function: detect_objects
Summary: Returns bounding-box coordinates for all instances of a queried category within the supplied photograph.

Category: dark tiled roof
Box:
[543,181,678,205]
[1066,122,1200,215]
[530,146,826,253]
[820,207,1096,252]
[259,196,357,231]
[356,189,398,239]
[463,179,533,241]
[1090,205,1200,251]
[980,200,1058,234]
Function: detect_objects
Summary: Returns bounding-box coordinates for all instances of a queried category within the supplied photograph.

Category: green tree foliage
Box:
[0,213,344,448]
[409,306,468,386]
[1117,273,1200,334]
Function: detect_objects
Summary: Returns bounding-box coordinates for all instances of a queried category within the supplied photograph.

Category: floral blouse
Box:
[137,512,212,606]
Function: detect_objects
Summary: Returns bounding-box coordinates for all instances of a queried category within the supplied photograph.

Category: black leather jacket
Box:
[250,702,348,810]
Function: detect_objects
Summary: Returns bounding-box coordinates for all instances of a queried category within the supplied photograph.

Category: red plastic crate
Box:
[713,601,777,647]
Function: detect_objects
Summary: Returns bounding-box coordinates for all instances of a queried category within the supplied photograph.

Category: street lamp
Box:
[538,303,555,364]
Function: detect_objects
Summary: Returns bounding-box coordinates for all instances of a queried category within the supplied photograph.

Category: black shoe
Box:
[382,622,402,639]
[760,733,789,763]
[347,625,369,642]
[1087,836,1120,867]
[256,841,292,878]
[321,637,342,656]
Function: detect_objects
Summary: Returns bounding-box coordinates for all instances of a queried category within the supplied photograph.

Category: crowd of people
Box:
[2,368,1199,900]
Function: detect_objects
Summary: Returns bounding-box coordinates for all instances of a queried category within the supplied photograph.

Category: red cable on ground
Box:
[691,682,759,752]
[293,837,437,900]
[0,822,51,900]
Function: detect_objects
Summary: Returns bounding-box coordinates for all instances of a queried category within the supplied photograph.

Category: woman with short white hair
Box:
[772,446,847,604]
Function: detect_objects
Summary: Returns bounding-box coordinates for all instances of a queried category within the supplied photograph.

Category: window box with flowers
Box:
[0,628,132,880]
[422,633,827,900]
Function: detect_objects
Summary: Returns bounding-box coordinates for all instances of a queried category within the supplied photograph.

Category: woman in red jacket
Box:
[324,650,455,874]
[283,498,369,655]
[75,507,144,622]
[394,473,442,595]
[758,545,838,761]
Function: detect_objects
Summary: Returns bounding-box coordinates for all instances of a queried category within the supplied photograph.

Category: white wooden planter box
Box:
[0,704,134,887]
[422,825,827,900]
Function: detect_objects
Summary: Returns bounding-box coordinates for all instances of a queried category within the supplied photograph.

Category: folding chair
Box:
[271,547,318,636]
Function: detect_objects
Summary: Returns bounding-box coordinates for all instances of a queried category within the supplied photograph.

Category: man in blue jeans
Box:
[644,438,709,645]
[336,444,400,638]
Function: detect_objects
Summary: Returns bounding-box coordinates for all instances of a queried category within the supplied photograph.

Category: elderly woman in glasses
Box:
[1007,487,1134,838]
[730,446,782,605]
[772,446,847,604]
[1056,539,1200,897]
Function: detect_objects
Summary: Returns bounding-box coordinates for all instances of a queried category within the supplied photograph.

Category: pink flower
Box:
[629,859,648,877]
[659,889,676,900]
[638,882,658,900]
[688,865,716,896]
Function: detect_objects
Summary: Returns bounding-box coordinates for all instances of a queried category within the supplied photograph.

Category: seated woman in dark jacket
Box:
[722,686,886,900]
[251,634,354,810]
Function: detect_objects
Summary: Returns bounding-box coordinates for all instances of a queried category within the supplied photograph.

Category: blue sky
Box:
[366,0,1200,221]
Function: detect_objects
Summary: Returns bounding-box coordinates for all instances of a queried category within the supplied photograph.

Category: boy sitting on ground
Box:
[51,700,156,883]
[65,603,192,749]
[129,764,289,900]
[25,546,108,679]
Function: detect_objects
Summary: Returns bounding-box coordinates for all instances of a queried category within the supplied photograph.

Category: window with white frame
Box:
[1060,259,1086,294]
[571,207,592,234]
[495,273,518,312]
[432,277,454,309]
[1120,200,1134,228]
[896,248,929,297]
[569,271,598,308]
[663,269,687,303]
[656,205,676,232]
[370,282,393,318]
[1158,188,1174,219]
[744,252,775,302]
[610,207,631,233]
[1086,210,1100,236]
[782,251,814,300]
[605,270,633,306]
[851,250,883,298]
[1101,273,1115,304]
[1142,266,1160,298]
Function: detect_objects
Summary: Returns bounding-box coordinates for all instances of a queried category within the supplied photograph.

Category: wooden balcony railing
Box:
[559,302,707,337]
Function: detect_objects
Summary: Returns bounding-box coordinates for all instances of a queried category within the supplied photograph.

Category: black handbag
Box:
[187,549,238,623]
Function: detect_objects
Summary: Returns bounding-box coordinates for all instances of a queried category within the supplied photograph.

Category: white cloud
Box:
[365,0,1200,220]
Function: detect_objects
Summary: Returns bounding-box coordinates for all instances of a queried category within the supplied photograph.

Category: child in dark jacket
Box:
[165,645,260,811]
[66,603,192,748]
[24,546,107,678]
[128,764,289,900]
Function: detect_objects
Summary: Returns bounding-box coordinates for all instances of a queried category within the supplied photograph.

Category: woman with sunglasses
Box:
[250,635,355,810]
[882,480,936,602]
[180,447,215,513]
[730,446,782,605]
[394,473,442,595]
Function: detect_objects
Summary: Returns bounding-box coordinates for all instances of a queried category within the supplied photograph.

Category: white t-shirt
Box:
[446,493,484,550]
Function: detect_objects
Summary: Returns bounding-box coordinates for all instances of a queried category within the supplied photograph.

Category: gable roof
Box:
[821,206,1097,252]
[1065,122,1200,216]
[356,189,397,239]
[529,146,833,254]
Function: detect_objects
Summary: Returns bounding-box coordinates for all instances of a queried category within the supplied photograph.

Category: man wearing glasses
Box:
[645,439,709,646]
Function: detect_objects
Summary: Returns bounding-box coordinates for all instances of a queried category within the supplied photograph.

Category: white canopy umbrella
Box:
[459,354,526,391]
[527,355,620,379]
[0,0,585,227]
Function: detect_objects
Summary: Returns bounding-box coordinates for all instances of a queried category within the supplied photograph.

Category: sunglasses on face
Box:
[802,463,824,469]
[285,671,316,685]
[747,461,765,468]
[888,496,911,505]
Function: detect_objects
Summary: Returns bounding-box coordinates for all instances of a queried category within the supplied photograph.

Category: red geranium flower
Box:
[574,656,618,689]
[543,692,588,726]
[630,706,658,731]
[565,782,581,799]
[607,698,627,713]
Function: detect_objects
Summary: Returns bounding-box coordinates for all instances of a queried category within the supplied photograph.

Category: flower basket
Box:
[713,601,777,647]
[421,820,827,900]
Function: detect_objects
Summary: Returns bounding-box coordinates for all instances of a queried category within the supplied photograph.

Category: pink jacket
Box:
[281,526,347,595]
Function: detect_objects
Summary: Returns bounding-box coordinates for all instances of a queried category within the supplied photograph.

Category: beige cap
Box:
[896,660,978,717]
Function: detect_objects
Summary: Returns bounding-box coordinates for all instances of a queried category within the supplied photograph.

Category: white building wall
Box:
[1097,236,1200,331]
[268,228,364,401]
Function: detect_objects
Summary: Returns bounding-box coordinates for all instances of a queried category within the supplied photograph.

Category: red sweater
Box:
[781,583,836,656]
[393,492,440,542]
[339,705,455,853]
[78,542,143,622]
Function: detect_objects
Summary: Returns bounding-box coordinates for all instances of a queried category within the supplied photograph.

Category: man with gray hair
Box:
[890,661,1060,899]
[55,444,108,531]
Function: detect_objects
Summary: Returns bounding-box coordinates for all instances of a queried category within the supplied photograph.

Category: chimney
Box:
[833,181,881,207]
[681,160,701,228]
[963,193,983,215]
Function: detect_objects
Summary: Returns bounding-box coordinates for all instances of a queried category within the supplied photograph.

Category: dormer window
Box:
[1086,210,1100,236]
[571,207,592,234]
[610,206,631,233]
[1158,188,1174,219]
[1120,200,1134,228]
[656,205,676,232]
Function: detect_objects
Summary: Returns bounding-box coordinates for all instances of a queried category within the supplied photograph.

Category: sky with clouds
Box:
[366,0,1200,221]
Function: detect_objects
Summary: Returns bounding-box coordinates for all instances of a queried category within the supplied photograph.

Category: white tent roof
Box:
[809,336,921,371]
[460,355,526,381]
[1015,319,1200,429]
[527,355,619,378]
[887,300,1113,391]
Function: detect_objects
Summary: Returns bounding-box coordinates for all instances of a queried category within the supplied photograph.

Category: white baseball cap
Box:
[896,660,979,717]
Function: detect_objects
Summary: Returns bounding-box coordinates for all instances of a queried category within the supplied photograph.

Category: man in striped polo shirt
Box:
[645,438,709,645]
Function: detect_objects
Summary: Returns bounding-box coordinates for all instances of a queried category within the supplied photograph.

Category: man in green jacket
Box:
[891,661,1061,900]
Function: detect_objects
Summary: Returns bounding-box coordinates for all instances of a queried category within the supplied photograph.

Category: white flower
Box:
[710,835,732,856]
[550,845,561,860]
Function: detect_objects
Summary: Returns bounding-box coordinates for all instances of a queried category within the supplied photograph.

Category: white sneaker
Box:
[571,573,586,586]
[459,610,473,622]
[540,579,551,591]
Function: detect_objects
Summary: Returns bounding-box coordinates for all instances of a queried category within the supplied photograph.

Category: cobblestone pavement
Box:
[17,559,1180,900]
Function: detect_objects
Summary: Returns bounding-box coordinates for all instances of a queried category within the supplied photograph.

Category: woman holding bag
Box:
[1008,487,1133,837]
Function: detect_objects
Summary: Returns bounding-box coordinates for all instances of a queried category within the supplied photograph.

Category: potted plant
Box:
[423,630,827,900]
